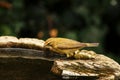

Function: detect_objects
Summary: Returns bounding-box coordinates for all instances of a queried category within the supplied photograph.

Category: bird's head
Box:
[44,39,54,50]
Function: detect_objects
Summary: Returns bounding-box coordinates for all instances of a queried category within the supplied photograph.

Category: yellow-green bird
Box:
[44,38,99,58]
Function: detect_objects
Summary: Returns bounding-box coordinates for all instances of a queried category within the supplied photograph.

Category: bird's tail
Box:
[83,43,99,47]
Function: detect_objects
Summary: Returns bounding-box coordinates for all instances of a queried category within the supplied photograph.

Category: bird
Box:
[44,37,99,58]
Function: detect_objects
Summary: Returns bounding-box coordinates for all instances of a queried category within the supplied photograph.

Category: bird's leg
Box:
[66,54,70,58]
[66,52,74,58]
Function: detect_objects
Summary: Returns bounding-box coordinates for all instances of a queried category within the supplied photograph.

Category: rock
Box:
[51,50,120,80]
[0,36,45,50]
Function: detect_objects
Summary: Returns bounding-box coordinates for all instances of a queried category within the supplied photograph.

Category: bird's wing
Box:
[57,42,86,49]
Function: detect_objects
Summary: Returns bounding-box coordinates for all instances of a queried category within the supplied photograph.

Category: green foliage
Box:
[0,25,13,35]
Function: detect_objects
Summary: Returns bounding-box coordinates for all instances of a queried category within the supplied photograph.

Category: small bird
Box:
[44,38,99,58]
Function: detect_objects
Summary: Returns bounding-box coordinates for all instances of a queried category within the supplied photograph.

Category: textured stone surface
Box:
[51,51,120,80]
[0,36,45,50]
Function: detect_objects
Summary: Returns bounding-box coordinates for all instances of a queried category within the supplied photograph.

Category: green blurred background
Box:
[0,0,120,63]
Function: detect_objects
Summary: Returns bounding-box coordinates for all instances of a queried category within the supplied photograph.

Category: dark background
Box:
[0,0,120,63]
